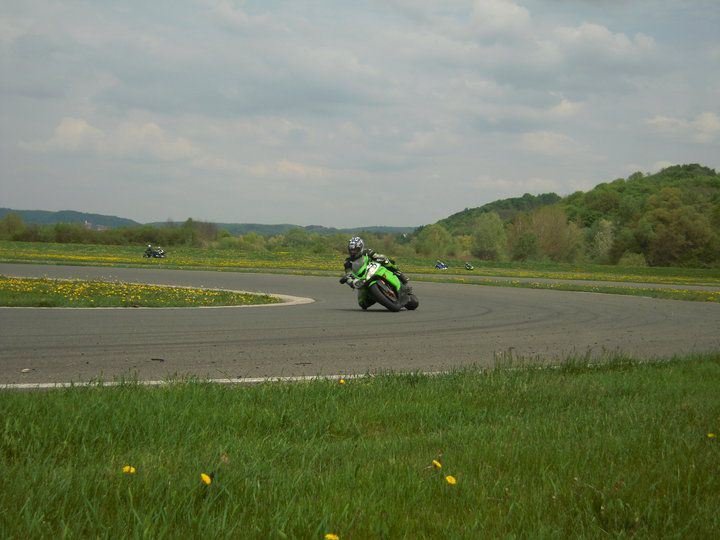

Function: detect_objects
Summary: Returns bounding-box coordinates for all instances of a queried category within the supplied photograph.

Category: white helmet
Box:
[348,236,364,257]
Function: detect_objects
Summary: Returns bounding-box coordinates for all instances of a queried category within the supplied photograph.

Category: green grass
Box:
[423,276,720,303]
[2,240,720,286]
[2,354,719,538]
[0,275,281,308]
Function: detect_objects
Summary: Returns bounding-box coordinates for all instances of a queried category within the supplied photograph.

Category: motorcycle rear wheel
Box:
[368,281,402,312]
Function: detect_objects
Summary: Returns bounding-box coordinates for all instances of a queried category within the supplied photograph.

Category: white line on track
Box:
[2,372,416,391]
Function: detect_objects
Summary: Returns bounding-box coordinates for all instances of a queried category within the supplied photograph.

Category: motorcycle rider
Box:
[342,236,411,287]
[144,244,153,257]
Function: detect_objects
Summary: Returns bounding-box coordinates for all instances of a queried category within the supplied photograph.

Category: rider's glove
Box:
[339,276,348,284]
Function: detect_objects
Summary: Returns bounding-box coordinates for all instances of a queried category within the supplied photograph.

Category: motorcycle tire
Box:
[368,281,402,312]
[405,294,419,310]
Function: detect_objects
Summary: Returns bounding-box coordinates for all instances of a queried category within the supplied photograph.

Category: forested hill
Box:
[563,164,719,228]
[438,193,561,235]
[563,164,720,265]
[432,163,720,266]
[0,208,140,229]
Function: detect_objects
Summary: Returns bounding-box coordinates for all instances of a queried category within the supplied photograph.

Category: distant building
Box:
[83,220,109,231]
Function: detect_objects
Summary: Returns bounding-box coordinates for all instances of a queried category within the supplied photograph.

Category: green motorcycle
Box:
[340,254,419,312]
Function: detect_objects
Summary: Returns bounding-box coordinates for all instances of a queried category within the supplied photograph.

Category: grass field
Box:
[1,354,718,538]
[2,240,720,286]
[0,275,281,308]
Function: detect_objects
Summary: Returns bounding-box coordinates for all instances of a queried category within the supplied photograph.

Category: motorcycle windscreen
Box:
[351,256,368,276]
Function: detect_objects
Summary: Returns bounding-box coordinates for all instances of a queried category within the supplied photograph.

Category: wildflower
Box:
[445,475,457,485]
[325,534,340,540]
[432,460,442,469]
[339,379,346,385]
[201,473,212,485]
[709,433,716,439]
[122,465,136,474]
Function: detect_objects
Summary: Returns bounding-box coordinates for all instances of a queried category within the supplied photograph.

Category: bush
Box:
[617,252,648,267]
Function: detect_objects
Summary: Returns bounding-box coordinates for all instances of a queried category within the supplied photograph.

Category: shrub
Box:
[617,252,648,267]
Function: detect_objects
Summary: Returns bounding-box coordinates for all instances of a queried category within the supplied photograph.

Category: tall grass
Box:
[2,354,719,538]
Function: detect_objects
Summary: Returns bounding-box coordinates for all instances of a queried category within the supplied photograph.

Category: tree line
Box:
[416,164,720,267]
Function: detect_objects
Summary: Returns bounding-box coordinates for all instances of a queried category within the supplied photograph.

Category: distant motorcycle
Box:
[435,260,448,270]
[144,247,166,258]
[465,262,474,270]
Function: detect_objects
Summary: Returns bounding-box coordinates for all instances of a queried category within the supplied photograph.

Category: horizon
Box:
[3,160,715,229]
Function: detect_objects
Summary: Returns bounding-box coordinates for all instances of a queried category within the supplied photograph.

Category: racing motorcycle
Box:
[144,247,166,258]
[340,254,419,312]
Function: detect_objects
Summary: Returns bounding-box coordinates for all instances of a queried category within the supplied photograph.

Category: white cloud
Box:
[24,117,196,161]
[402,128,460,154]
[520,131,582,156]
[646,112,720,143]
[210,0,284,32]
[40,117,104,151]
[554,23,656,63]
[247,159,330,179]
[548,99,582,118]
[472,0,531,38]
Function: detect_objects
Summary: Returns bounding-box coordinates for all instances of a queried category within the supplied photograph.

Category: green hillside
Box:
[431,164,719,267]
[437,193,561,235]
[563,164,720,265]
[0,209,415,237]
[0,208,140,229]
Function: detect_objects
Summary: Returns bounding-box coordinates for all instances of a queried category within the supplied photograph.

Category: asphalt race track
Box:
[2,263,719,385]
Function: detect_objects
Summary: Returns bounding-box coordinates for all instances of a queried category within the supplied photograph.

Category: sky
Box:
[1,1,719,227]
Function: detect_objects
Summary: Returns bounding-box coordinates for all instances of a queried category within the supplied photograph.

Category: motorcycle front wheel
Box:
[368,281,402,312]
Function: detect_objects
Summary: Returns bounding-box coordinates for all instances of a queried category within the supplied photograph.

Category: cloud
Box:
[472,0,531,39]
[38,117,104,151]
[247,159,331,179]
[24,116,335,184]
[646,111,720,143]
[554,23,656,62]
[210,0,280,31]
[520,130,583,156]
[24,117,196,161]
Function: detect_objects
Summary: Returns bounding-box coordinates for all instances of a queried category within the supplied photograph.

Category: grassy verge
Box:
[2,240,720,286]
[1,354,719,537]
[426,276,720,303]
[0,275,281,308]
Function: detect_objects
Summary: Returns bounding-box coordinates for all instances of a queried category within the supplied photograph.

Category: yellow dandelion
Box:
[325,534,340,540]
[445,475,457,485]
[339,379,346,385]
[122,465,136,474]
[708,433,716,439]
[201,473,212,485]
[432,460,442,469]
